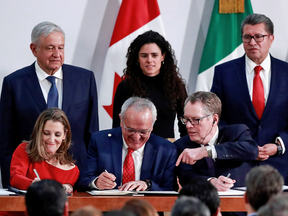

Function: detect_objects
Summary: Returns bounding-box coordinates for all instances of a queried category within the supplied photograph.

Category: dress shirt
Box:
[35,61,63,109]
[201,126,219,159]
[245,55,285,154]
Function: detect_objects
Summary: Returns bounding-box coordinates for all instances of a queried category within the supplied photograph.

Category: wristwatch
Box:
[144,179,152,190]
[205,146,212,158]
[273,142,283,157]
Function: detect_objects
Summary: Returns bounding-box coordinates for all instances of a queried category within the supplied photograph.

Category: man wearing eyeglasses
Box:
[211,13,288,184]
[175,91,258,191]
[77,96,178,191]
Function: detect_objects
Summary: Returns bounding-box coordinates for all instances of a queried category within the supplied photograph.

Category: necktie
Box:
[252,66,265,119]
[122,148,135,185]
[204,145,215,176]
[46,76,59,108]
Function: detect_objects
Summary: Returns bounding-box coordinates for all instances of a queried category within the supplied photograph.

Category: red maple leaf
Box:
[103,72,122,119]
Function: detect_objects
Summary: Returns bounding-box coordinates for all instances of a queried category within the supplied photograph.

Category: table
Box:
[0,192,246,212]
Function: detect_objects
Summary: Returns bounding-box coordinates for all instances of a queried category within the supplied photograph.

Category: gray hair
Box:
[171,196,210,216]
[120,97,157,125]
[241,14,274,35]
[184,91,221,119]
[246,165,284,211]
[258,194,288,216]
[31,21,65,45]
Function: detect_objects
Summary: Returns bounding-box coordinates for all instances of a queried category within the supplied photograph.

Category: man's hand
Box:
[118,180,147,191]
[176,147,208,166]
[210,175,236,191]
[257,143,277,161]
[95,171,117,190]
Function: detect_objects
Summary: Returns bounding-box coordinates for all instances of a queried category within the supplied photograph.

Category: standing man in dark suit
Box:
[77,97,178,191]
[211,14,288,183]
[175,91,258,191]
[0,21,99,188]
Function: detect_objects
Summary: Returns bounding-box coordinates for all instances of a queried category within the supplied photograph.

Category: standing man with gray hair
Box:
[78,96,178,191]
[175,91,258,191]
[0,21,99,188]
[211,13,288,184]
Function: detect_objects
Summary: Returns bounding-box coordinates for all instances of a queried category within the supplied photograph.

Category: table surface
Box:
[0,192,246,212]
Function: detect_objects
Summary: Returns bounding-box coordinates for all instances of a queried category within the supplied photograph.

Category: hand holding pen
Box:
[94,169,117,190]
[209,173,235,191]
[32,169,41,183]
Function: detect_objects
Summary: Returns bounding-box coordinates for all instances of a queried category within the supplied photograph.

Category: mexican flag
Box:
[98,0,165,130]
[196,0,253,91]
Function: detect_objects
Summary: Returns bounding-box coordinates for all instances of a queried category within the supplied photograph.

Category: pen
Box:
[223,173,231,184]
[105,169,116,184]
[33,169,41,180]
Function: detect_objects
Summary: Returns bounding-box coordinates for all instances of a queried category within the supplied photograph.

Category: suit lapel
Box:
[25,63,46,111]
[111,128,124,186]
[140,140,156,180]
[236,56,259,118]
[62,64,74,113]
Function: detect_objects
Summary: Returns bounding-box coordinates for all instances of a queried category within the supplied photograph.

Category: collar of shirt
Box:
[35,61,63,81]
[121,136,145,156]
[201,126,219,147]
[245,54,271,103]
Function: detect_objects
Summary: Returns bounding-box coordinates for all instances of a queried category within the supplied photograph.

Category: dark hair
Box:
[26,107,74,164]
[246,165,283,211]
[185,91,222,119]
[241,14,274,35]
[179,178,220,215]
[122,199,157,216]
[258,194,288,216]
[171,196,210,216]
[25,179,67,216]
[123,30,187,111]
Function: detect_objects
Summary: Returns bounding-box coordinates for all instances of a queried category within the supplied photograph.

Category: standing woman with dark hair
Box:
[113,30,187,139]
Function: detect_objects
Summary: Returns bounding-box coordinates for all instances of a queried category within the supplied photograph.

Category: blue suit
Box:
[211,55,288,184]
[175,124,258,187]
[77,127,178,191]
[0,62,99,187]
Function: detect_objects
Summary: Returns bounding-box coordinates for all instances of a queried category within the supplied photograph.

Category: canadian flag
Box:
[98,0,166,130]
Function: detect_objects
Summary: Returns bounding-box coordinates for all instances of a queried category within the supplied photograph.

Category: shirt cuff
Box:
[211,145,217,159]
[275,137,285,154]
[89,177,99,189]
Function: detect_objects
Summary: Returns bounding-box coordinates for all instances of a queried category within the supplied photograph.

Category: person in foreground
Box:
[113,30,187,140]
[122,199,158,216]
[171,196,210,216]
[0,21,98,188]
[179,178,221,216]
[257,194,288,216]
[25,179,68,216]
[175,91,258,191]
[71,206,102,216]
[211,13,288,184]
[10,108,79,193]
[244,165,283,216]
[78,97,178,191]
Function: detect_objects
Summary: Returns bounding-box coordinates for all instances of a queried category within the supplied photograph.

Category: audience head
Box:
[179,178,220,216]
[122,199,158,216]
[182,92,221,145]
[104,210,137,216]
[25,179,68,216]
[245,165,284,211]
[71,206,102,216]
[171,196,210,216]
[258,194,288,216]
[27,107,73,163]
[30,21,65,75]
[119,97,157,150]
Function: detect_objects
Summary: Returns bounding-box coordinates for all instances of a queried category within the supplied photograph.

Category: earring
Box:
[162,61,164,65]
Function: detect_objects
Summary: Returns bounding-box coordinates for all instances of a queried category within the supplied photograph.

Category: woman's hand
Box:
[62,184,73,193]
[32,177,41,183]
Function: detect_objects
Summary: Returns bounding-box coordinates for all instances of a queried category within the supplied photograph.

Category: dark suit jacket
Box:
[77,127,178,191]
[211,55,288,184]
[0,62,99,187]
[175,124,258,187]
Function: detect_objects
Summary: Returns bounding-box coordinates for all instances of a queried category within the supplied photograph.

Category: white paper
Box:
[137,191,179,195]
[87,189,135,196]
[218,189,245,196]
[0,189,15,196]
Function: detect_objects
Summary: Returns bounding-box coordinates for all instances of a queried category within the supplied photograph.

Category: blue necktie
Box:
[46,76,59,108]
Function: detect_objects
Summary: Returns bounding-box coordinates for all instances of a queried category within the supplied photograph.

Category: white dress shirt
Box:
[35,61,63,109]
[201,126,219,159]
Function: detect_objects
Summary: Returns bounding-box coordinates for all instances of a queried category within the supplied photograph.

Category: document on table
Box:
[0,189,16,196]
[234,185,288,191]
[137,191,179,195]
[87,189,135,196]
[218,189,245,196]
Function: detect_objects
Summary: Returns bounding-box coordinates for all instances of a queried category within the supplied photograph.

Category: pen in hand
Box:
[33,169,41,180]
[223,173,231,184]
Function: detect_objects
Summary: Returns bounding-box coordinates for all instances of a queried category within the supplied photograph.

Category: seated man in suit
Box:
[245,165,283,216]
[25,179,68,216]
[77,97,178,191]
[175,91,259,191]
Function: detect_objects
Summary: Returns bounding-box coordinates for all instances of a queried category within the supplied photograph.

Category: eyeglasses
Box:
[180,114,212,126]
[241,34,271,43]
[122,122,152,136]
